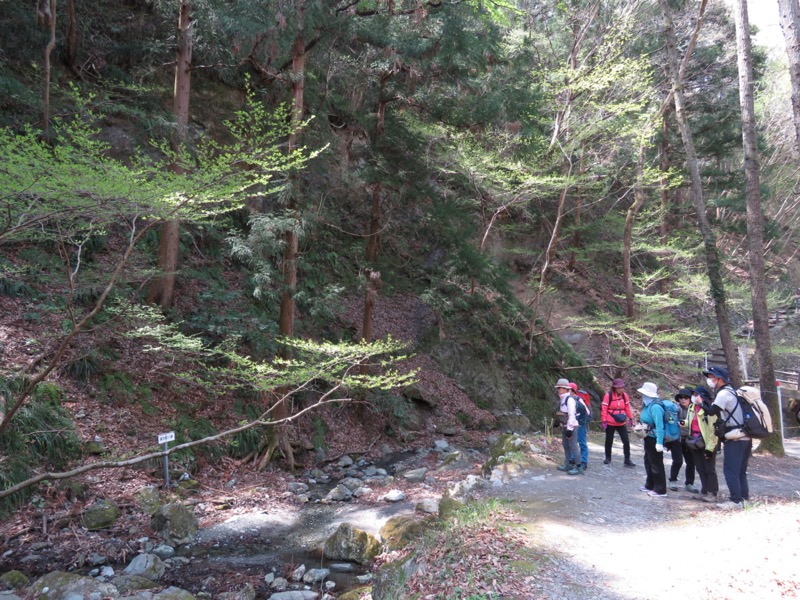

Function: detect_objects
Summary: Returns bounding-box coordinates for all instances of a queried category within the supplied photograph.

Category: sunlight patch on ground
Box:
[531,502,800,600]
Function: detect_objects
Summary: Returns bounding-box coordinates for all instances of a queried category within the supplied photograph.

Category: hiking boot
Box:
[603,457,611,465]
[685,484,699,493]
[639,485,651,492]
[647,490,668,497]
[557,463,570,472]
[624,460,636,468]
[668,481,679,491]
[716,500,743,511]
[701,494,717,503]
[567,466,581,475]
[580,463,588,472]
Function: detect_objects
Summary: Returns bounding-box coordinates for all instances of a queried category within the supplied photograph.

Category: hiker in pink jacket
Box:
[601,378,636,467]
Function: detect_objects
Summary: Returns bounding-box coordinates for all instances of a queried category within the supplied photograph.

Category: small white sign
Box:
[157,431,176,444]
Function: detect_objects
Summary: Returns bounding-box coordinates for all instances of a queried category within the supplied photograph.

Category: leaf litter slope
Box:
[488,434,800,600]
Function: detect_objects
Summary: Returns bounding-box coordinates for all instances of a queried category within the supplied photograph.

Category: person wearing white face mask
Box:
[554,378,581,476]
[701,366,751,510]
[637,382,668,497]
[685,385,720,503]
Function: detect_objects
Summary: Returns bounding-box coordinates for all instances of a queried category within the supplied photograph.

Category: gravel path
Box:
[489,434,800,600]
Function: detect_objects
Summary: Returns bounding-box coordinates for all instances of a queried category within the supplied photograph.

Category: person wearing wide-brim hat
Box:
[668,387,698,493]
[701,366,751,510]
[637,382,668,497]
[600,378,635,467]
[554,378,581,476]
[686,385,720,503]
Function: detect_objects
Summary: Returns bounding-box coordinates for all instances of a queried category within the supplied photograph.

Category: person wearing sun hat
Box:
[601,378,635,467]
[637,381,668,497]
[701,366,751,510]
[554,378,581,476]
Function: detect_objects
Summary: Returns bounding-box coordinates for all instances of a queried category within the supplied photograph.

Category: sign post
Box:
[157,431,175,488]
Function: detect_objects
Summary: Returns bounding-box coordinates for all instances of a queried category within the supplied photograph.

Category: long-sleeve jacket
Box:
[687,403,719,453]
[640,401,665,445]
[601,390,633,426]
[559,394,579,431]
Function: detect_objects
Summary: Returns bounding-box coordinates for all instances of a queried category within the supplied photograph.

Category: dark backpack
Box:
[651,399,681,443]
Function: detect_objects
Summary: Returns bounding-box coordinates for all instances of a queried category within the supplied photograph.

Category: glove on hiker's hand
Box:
[655,443,664,453]
[601,422,607,430]
[704,450,714,461]
[565,429,573,439]
[628,419,634,427]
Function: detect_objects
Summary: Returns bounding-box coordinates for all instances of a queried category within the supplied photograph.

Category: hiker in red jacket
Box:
[601,378,636,467]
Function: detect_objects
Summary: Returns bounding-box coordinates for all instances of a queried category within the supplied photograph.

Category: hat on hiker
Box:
[555,378,571,389]
[612,378,625,388]
[569,382,578,392]
[702,366,732,385]
[636,382,658,397]
[675,387,693,401]
[693,385,712,402]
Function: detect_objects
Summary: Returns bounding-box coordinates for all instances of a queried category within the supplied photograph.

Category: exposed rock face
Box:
[322,523,382,564]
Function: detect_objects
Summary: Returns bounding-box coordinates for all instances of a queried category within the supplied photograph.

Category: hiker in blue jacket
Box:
[637,381,668,497]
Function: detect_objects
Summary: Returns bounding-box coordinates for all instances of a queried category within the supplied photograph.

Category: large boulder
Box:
[150,503,198,546]
[323,523,382,565]
[82,499,121,531]
[30,571,120,599]
[123,553,166,582]
[112,574,160,594]
[379,515,424,551]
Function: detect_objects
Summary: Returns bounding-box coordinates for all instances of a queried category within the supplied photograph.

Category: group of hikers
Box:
[554,365,753,510]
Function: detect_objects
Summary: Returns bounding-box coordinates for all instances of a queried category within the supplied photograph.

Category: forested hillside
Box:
[1,0,800,596]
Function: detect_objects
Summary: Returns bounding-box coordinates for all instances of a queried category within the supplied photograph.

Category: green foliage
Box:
[61,352,102,382]
[171,414,222,462]
[97,372,139,405]
[227,402,267,459]
[0,380,81,515]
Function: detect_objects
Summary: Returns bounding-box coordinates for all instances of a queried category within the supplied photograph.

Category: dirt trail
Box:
[489,434,800,600]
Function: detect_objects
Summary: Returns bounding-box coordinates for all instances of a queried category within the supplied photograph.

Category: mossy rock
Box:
[176,478,201,495]
[82,499,120,530]
[438,495,465,521]
[482,433,530,476]
[112,573,160,593]
[134,485,162,515]
[323,522,382,564]
[31,571,118,599]
[337,586,372,600]
[0,569,29,589]
[379,515,424,551]
[151,503,198,546]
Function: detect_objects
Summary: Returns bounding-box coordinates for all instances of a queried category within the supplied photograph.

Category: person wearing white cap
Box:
[637,381,668,497]
[554,378,581,476]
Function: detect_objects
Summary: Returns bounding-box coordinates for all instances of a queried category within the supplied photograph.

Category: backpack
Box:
[728,385,773,439]
[576,390,592,418]
[651,399,681,443]
[574,394,589,425]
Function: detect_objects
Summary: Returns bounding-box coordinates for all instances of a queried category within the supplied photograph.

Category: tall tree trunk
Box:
[733,0,783,454]
[41,0,56,139]
[623,146,647,319]
[265,21,306,472]
[658,0,741,387]
[778,0,800,156]
[567,151,585,272]
[66,0,78,71]
[659,113,670,294]
[147,0,192,309]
